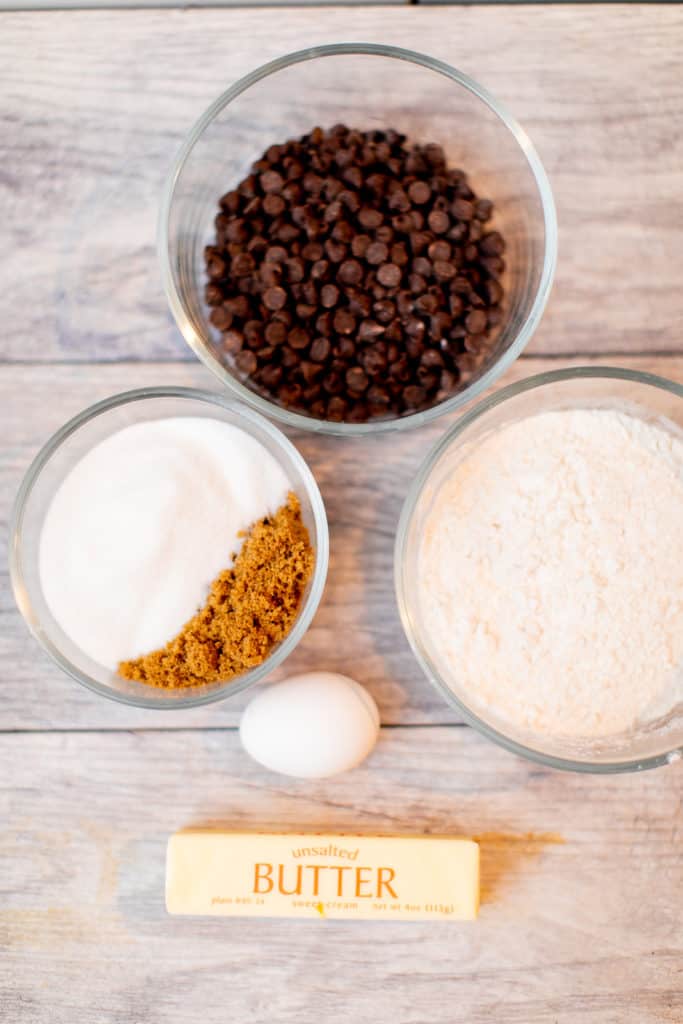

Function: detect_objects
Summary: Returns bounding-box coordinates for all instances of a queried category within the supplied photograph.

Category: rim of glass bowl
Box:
[395,366,683,773]
[10,386,330,710]
[158,42,558,437]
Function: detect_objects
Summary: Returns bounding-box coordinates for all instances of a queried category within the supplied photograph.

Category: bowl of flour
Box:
[396,367,683,771]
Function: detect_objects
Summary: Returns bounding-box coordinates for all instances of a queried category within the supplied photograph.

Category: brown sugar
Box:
[118,492,314,689]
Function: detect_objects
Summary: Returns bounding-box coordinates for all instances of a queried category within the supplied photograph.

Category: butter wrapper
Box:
[166,831,479,921]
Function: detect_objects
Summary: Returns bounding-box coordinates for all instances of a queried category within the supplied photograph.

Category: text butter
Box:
[166,831,479,921]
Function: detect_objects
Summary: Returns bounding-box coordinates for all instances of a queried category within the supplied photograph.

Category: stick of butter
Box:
[166,831,479,921]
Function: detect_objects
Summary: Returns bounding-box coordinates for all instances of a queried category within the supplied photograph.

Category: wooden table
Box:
[1,7,682,1022]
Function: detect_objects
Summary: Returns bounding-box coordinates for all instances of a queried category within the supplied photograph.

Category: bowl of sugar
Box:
[11,387,328,709]
[396,367,683,772]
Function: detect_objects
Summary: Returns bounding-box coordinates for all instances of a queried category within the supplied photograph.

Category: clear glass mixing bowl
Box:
[159,43,557,435]
[396,367,683,772]
[10,387,329,710]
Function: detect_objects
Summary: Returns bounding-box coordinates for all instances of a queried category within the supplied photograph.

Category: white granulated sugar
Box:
[39,417,290,670]
[418,409,683,738]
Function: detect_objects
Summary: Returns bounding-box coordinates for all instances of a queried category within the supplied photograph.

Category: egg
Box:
[239,671,380,779]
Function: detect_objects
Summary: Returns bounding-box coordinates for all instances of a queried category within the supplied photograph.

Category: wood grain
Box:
[3,354,683,731]
[2,10,683,1022]
[1,727,681,1024]
[0,6,682,362]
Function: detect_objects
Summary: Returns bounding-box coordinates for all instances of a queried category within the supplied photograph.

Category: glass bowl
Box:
[10,387,329,710]
[159,43,557,435]
[395,367,683,772]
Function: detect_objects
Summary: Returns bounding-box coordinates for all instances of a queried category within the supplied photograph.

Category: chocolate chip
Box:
[263,286,287,311]
[480,231,506,256]
[475,198,493,222]
[205,283,224,306]
[388,189,410,212]
[316,311,333,336]
[205,124,506,422]
[325,238,347,263]
[464,333,487,353]
[391,243,409,266]
[421,348,445,369]
[265,245,288,263]
[416,293,439,315]
[345,288,371,317]
[366,241,389,265]
[310,336,331,362]
[332,221,355,244]
[288,326,310,350]
[300,360,323,383]
[303,172,324,194]
[364,225,387,248]
[260,170,284,194]
[206,255,226,280]
[259,364,283,389]
[326,395,348,420]
[222,329,243,354]
[358,207,383,230]
[334,336,356,361]
[377,263,402,288]
[338,259,363,285]
[351,234,372,258]
[392,213,414,234]
[302,241,324,262]
[210,306,233,330]
[428,209,450,234]
[260,263,282,289]
[373,299,395,324]
[220,190,241,214]
[225,295,251,319]
[333,308,356,335]
[433,261,457,282]
[481,255,505,277]
[367,384,390,410]
[361,345,388,375]
[465,309,488,334]
[311,259,330,281]
[451,197,474,221]
[263,194,285,217]
[424,143,445,168]
[286,257,305,283]
[323,371,343,395]
[408,181,431,205]
[346,366,369,393]
[235,349,258,375]
[428,240,452,262]
[467,219,483,243]
[403,384,426,407]
[409,232,431,255]
[244,320,264,346]
[358,319,384,342]
[279,382,303,406]
[405,316,426,339]
[265,320,287,345]
[280,345,298,368]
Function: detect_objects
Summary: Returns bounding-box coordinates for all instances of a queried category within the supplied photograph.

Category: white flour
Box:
[418,408,683,738]
[40,417,290,669]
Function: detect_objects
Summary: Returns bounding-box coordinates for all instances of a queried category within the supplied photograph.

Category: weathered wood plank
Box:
[1,0,401,7]
[0,728,680,1024]
[0,6,682,362]
[3,354,683,731]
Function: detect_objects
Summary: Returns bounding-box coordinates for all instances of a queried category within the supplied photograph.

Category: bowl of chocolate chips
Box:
[159,44,557,433]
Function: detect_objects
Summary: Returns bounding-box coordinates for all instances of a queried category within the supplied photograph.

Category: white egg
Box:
[239,671,380,779]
